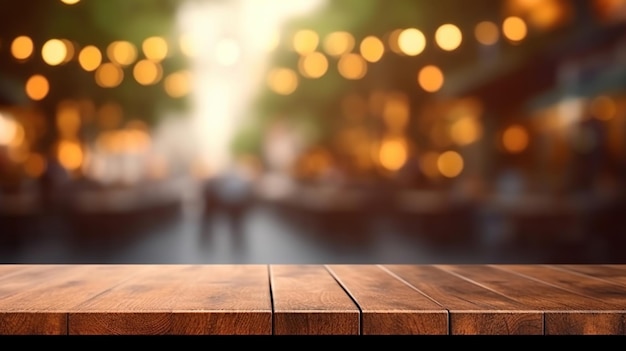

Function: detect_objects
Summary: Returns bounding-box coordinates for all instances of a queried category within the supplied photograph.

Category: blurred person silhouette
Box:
[212,159,255,242]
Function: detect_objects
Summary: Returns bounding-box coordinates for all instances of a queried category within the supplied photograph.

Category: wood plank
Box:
[327,265,448,335]
[495,264,626,335]
[496,265,626,307]
[70,265,272,335]
[0,264,37,278]
[556,265,626,287]
[383,265,543,335]
[437,264,622,335]
[270,264,359,335]
[0,265,145,335]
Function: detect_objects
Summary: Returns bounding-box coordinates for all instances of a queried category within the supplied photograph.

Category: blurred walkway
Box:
[0,200,616,264]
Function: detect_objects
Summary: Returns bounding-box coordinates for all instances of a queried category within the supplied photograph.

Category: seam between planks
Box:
[267,264,275,336]
[377,265,452,335]
[323,265,363,335]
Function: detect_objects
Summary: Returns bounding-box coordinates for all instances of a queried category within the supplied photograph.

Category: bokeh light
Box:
[57,140,84,171]
[0,113,18,146]
[437,150,464,178]
[590,95,617,121]
[450,115,482,146]
[337,53,367,80]
[398,28,426,56]
[142,36,168,61]
[133,59,163,85]
[267,67,298,95]
[107,40,138,66]
[42,39,68,66]
[78,45,102,71]
[502,124,529,153]
[298,51,328,79]
[11,36,33,60]
[360,35,384,63]
[164,70,191,98]
[379,137,408,171]
[323,31,355,57]
[95,63,124,88]
[435,24,462,51]
[418,65,444,92]
[475,21,500,45]
[502,16,528,42]
[25,75,50,100]
[293,29,319,55]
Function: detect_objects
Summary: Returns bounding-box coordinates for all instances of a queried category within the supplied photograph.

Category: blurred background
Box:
[0,0,625,264]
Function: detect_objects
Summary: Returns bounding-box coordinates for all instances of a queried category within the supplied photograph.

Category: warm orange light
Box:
[475,21,500,45]
[337,53,366,80]
[25,75,49,101]
[133,59,163,85]
[503,16,528,42]
[437,150,464,178]
[590,95,617,121]
[11,36,33,60]
[61,39,76,63]
[164,71,191,98]
[95,63,124,88]
[56,102,81,139]
[383,94,409,132]
[323,31,355,57]
[379,137,408,171]
[293,29,319,55]
[387,29,404,55]
[298,52,328,79]
[57,140,84,171]
[418,65,444,92]
[142,36,168,61]
[78,45,102,71]
[107,41,137,66]
[502,124,529,153]
[267,68,298,95]
[360,36,384,63]
[0,114,18,146]
[450,116,482,146]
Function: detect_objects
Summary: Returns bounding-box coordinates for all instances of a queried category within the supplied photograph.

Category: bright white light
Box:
[215,39,241,66]
[175,0,327,174]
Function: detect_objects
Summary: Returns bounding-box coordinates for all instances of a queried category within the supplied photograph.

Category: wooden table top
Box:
[0,264,625,335]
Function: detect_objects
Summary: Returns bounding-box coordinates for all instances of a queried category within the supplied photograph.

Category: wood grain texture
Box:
[0,265,143,335]
[383,265,543,335]
[556,265,626,287]
[327,265,448,335]
[270,265,359,335]
[70,265,272,335]
[495,264,626,335]
[0,264,626,335]
[437,264,621,335]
